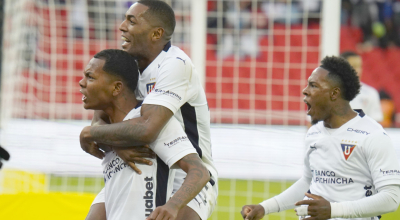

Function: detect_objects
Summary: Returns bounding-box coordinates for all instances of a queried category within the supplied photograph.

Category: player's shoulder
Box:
[306,121,324,138]
[162,45,192,66]
[353,112,386,136]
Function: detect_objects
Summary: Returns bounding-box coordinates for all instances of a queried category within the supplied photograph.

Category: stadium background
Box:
[1,0,400,219]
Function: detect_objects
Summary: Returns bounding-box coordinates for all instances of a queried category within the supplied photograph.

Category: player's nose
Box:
[119,20,128,32]
[302,86,309,96]
[79,78,85,88]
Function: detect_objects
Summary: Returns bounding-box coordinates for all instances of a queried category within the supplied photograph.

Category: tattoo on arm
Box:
[168,154,210,209]
[90,104,173,147]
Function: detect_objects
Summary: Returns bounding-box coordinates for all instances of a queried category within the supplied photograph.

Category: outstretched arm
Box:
[146,153,210,220]
[81,104,173,147]
[294,185,400,220]
[241,175,311,220]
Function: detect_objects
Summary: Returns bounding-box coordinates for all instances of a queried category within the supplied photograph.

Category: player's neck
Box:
[137,44,166,72]
[323,104,357,128]
[104,93,139,124]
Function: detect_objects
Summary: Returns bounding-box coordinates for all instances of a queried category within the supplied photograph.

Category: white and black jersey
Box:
[303,110,400,220]
[101,105,197,220]
[136,42,218,193]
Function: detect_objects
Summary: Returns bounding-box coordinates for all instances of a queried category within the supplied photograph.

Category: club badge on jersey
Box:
[341,140,357,160]
[147,82,156,94]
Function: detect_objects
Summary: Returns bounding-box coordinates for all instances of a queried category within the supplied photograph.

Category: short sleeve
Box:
[91,187,105,205]
[365,133,400,189]
[150,116,197,168]
[143,57,193,113]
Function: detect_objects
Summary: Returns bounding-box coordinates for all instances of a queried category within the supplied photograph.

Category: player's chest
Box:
[137,68,159,98]
[306,134,368,173]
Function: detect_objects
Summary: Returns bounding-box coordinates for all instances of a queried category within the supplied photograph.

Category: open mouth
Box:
[304,99,311,114]
[80,90,87,102]
[121,36,131,48]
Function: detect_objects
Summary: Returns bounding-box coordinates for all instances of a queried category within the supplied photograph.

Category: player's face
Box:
[302,67,333,124]
[79,58,115,110]
[119,3,153,58]
[346,55,362,79]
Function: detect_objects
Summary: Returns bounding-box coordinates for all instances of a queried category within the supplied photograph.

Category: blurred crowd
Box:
[205,0,400,58]
[342,0,400,49]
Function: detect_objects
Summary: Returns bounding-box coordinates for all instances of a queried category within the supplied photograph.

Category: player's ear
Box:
[112,81,123,96]
[331,87,340,101]
[152,27,164,41]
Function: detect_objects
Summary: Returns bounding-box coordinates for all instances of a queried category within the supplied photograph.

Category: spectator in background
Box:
[341,51,383,122]
[219,1,266,59]
[71,0,88,38]
[341,0,400,49]
[261,0,301,24]
[379,89,396,127]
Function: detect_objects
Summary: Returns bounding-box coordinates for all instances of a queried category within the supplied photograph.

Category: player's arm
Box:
[147,153,210,220]
[294,185,400,220]
[80,108,160,171]
[241,175,311,220]
[81,104,173,146]
[295,132,400,220]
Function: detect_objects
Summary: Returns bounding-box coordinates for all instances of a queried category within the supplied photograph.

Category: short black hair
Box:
[138,0,175,40]
[340,51,359,60]
[94,49,139,93]
[320,56,360,101]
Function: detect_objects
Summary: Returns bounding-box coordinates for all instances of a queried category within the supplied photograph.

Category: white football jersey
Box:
[136,42,218,187]
[350,82,383,122]
[303,110,400,220]
[102,105,197,220]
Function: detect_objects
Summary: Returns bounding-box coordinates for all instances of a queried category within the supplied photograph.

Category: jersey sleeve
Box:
[365,132,400,189]
[150,116,197,168]
[143,57,194,114]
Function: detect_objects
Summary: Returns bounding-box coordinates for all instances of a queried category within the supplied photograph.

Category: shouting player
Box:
[241,56,400,220]
[80,1,218,220]
[80,49,210,220]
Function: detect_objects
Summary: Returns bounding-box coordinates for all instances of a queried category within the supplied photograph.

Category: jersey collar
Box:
[141,42,171,76]
[322,112,362,135]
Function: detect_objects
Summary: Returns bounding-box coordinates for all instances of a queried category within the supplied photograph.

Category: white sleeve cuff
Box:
[259,197,280,215]
[330,202,344,218]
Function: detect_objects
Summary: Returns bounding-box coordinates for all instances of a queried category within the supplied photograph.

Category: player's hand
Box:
[241,204,265,220]
[295,193,331,220]
[113,145,156,174]
[80,126,105,159]
[145,203,179,220]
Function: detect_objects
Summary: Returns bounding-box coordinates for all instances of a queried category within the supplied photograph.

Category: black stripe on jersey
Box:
[354,109,365,117]
[163,41,171,52]
[135,101,143,109]
[181,102,202,158]
[156,156,169,207]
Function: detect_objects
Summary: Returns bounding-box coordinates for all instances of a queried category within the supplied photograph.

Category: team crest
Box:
[341,143,356,160]
[146,82,156,94]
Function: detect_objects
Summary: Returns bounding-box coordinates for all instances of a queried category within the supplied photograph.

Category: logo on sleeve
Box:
[146,82,156,94]
[341,140,357,160]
